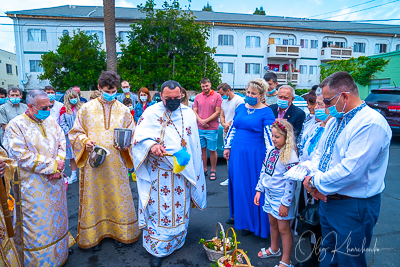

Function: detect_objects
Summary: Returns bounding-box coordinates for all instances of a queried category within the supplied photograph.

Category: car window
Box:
[294,95,305,101]
[365,92,400,103]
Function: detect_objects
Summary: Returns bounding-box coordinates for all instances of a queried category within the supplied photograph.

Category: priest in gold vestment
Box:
[68,71,140,251]
[4,89,72,266]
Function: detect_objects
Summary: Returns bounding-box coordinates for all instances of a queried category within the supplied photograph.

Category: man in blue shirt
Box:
[117,80,138,106]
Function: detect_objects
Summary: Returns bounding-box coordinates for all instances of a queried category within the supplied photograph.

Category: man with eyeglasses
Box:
[117,80,138,106]
[3,89,74,266]
[303,71,391,267]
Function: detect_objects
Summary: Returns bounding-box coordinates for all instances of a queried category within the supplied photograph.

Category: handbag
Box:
[296,199,320,236]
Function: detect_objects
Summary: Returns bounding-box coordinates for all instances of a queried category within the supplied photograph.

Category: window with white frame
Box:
[283,38,295,45]
[375,44,387,54]
[218,62,234,73]
[309,65,317,75]
[86,30,104,43]
[300,65,307,74]
[310,40,318,49]
[300,39,308,48]
[62,30,69,35]
[369,78,391,90]
[28,29,47,42]
[353,42,366,53]
[245,63,260,74]
[119,31,129,42]
[30,60,44,72]
[396,44,400,51]
[218,35,234,46]
[246,36,260,47]
[335,42,346,48]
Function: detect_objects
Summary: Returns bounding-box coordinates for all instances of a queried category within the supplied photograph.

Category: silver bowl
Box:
[114,128,133,149]
[89,145,110,168]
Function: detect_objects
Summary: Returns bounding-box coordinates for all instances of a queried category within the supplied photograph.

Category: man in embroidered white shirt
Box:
[303,72,392,267]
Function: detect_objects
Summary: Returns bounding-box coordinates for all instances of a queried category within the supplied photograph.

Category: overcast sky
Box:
[1,0,399,53]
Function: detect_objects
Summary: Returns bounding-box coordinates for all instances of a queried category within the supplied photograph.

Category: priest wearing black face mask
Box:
[131,80,207,267]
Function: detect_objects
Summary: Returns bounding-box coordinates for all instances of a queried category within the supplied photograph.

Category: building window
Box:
[16,66,18,75]
[245,63,260,74]
[370,78,391,90]
[310,40,318,49]
[300,65,307,74]
[119,31,129,42]
[375,44,387,54]
[283,39,295,45]
[86,30,104,43]
[300,39,308,48]
[28,29,47,41]
[218,35,234,46]
[335,42,346,48]
[309,65,317,75]
[6,64,12,74]
[218,62,234,73]
[62,30,69,35]
[322,41,333,48]
[29,60,44,72]
[246,36,260,48]
[353,42,366,53]
[396,44,400,51]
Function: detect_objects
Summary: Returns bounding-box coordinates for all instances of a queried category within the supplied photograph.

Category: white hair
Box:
[315,87,323,97]
[26,89,48,105]
[278,85,295,97]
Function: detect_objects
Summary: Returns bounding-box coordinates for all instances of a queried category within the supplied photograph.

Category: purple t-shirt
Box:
[193,90,222,130]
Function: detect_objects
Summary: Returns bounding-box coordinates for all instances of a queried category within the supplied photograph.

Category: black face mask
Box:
[165,98,181,112]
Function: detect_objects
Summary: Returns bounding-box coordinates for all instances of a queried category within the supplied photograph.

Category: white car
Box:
[293,95,310,115]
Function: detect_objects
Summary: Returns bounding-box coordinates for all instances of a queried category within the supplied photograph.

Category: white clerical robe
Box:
[4,114,72,266]
[132,102,207,257]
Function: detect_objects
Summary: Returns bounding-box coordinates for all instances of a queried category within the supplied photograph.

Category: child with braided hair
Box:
[254,120,299,267]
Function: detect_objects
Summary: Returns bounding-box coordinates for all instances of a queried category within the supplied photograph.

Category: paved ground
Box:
[63,136,400,266]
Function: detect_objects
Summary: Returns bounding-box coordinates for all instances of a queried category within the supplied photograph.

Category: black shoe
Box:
[241,229,253,236]
[114,240,125,248]
[92,244,101,251]
[150,255,163,267]
[226,218,234,224]
[69,248,74,255]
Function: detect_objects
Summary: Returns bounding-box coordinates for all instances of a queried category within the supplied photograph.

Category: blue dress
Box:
[227,104,275,238]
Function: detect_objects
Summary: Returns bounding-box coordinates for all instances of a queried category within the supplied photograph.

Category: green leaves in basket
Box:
[199,239,206,244]
[220,230,223,240]
[210,260,218,267]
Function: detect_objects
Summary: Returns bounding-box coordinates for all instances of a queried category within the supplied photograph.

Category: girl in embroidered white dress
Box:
[254,120,299,267]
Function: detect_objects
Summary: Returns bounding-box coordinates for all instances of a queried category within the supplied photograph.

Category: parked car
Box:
[293,95,309,115]
[152,92,162,102]
[56,92,65,102]
[365,88,400,133]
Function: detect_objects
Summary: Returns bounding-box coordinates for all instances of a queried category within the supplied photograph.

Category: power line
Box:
[308,0,377,18]
[323,0,400,20]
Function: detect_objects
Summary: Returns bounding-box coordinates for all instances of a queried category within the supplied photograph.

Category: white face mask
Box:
[122,88,130,93]
[140,96,148,102]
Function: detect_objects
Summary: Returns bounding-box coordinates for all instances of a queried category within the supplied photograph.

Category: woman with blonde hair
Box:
[90,90,101,100]
[224,78,275,237]
[60,89,82,184]
[180,87,189,106]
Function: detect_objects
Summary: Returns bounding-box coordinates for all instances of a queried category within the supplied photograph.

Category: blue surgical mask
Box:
[0,98,7,105]
[267,89,276,95]
[328,94,346,119]
[122,88,130,93]
[222,95,229,100]
[70,98,78,105]
[140,96,148,102]
[48,94,56,101]
[103,91,117,102]
[315,108,329,121]
[245,95,258,106]
[10,97,21,104]
[34,108,50,121]
[277,99,289,109]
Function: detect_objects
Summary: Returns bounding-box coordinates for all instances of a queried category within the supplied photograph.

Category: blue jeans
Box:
[318,194,381,267]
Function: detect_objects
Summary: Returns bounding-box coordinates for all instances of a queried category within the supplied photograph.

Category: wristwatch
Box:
[308,176,316,189]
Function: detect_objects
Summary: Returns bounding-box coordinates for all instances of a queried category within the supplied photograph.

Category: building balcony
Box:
[320,47,352,61]
[267,44,300,59]
[274,72,299,85]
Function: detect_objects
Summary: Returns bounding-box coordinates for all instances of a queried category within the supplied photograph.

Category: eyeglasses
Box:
[34,105,52,111]
[322,92,350,106]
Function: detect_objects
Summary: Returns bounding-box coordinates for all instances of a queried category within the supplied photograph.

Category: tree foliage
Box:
[320,56,390,86]
[118,0,221,91]
[202,2,213,11]
[254,7,266,15]
[39,30,106,91]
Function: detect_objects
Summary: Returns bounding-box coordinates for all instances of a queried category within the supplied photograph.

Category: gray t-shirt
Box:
[0,101,28,142]
[265,94,278,106]
[221,95,245,123]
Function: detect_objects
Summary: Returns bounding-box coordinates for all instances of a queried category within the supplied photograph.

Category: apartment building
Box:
[0,49,18,89]
[6,5,400,91]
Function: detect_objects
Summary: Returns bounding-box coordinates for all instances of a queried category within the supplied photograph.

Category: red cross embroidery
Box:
[197,175,200,181]
[157,117,164,124]
[176,214,182,223]
[162,172,169,179]
[144,234,151,243]
[202,185,205,192]
[148,227,155,235]
[161,216,171,226]
[175,201,182,208]
[133,140,139,146]
[175,186,184,195]
[164,243,173,252]
[148,198,155,206]
[162,203,170,210]
[186,126,192,136]
[176,174,181,179]
[160,186,171,196]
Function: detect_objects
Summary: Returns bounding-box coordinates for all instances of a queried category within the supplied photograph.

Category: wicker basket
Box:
[203,222,235,262]
[231,249,253,267]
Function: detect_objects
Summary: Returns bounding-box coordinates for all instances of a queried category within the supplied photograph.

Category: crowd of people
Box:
[0,70,391,267]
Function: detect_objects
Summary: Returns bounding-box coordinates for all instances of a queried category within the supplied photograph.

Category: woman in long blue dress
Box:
[224,79,275,237]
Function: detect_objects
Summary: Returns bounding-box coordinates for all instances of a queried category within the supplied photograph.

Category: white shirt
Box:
[221,95,244,123]
[310,103,392,198]
[50,101,64,125]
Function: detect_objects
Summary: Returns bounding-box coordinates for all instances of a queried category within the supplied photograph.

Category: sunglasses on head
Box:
[322,92,350,106]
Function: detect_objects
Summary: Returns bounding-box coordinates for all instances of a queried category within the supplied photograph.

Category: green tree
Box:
[254,7,266,15]
[319,56,389,86]
[118,0,221,91]
[202,2,213,11]
[39,30,106,91]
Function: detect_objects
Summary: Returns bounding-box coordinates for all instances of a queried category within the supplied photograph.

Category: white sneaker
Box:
[70,172,78,183]
[220,179,229,186]
[67,176,74,185]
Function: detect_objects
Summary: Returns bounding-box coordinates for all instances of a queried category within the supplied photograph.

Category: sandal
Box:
[204,170,208,177]
[258,247,282,258]
[274,261,293,267]
[210,171,216,180]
